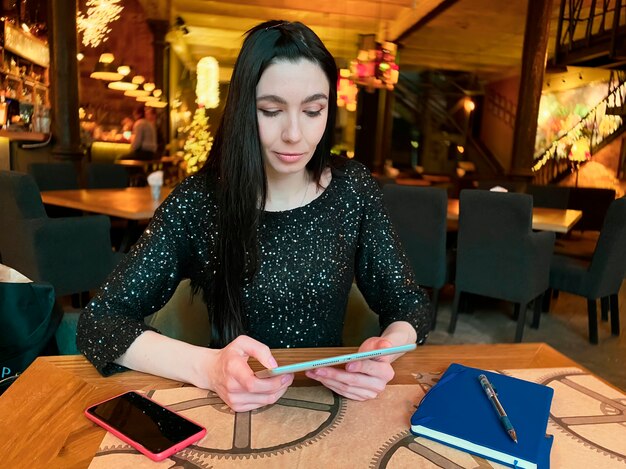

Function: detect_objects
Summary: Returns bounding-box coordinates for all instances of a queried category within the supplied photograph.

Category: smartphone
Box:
[85,391,206,462]
[255,343,417,378]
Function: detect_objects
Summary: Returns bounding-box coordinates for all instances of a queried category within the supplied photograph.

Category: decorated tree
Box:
[182,106,213,175]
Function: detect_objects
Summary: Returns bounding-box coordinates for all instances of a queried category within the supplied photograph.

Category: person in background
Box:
[145,107,165,157]
[121,105,158,160]
[77,20,430,412]
[121,116,134,133]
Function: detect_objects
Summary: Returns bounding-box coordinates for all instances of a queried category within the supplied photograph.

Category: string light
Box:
[77,0,124,48]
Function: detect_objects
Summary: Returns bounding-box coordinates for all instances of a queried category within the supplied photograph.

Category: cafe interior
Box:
[0,0,626,465]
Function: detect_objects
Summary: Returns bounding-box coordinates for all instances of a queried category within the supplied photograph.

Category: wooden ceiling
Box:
[136,0,571,84]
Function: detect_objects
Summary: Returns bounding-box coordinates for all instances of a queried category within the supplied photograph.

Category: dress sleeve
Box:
[353,169,431,344]
[77,178,201,375]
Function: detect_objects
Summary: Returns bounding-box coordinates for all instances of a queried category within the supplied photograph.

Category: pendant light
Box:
[108,74,139,91]
[90,53,123,81]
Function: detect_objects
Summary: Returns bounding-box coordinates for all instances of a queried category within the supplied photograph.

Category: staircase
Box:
[554,0,626,68]
[394,72,504,176]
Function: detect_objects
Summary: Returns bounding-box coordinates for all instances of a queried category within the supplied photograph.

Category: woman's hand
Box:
[304,337,396,400]
[304,321,416,401]
[205,335,294,412]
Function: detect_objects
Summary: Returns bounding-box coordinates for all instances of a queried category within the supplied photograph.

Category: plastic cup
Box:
[150,184,162,201]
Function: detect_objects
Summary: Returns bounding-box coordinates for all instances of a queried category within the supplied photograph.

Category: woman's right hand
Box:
[204,335,293,412]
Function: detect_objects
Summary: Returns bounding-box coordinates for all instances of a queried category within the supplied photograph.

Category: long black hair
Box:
[196,20,338,347]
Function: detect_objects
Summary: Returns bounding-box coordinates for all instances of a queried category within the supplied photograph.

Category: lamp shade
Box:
[136,95,159,102]
[91,61,123,81]
[146,99,168,108]
[108,75,139,91]
[124,89,151,97]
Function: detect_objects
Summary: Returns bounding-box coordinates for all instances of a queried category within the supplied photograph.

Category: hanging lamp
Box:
[90,53,122,81]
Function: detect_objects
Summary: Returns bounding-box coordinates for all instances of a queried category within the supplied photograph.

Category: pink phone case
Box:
[85,391,207,462]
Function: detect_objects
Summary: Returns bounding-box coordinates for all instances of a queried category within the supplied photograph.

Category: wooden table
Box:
[447,198,583,233]
[0,343,585,468]
[41,187,173,252]
[41,187,172,220]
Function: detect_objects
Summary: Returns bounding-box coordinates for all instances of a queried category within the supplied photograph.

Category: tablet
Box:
[254,343,417,378]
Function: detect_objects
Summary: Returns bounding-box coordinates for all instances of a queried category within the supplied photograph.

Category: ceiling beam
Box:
[387,0,446,42]
[174,0,404,21]
[395,0,460,43]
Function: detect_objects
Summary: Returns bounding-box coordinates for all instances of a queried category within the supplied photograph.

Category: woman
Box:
[77,20,430,412]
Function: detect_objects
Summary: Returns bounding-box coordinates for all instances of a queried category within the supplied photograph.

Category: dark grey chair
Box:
[551,187,616,262]
[28,162,79,191]
[85,163,129,189]
[541,196,626,344]
[383,185,448,329]
[448,190,555,342]
[568,187,616,232]
[526,184,571,209]
[28,162,81,218]
[0,170,121,298]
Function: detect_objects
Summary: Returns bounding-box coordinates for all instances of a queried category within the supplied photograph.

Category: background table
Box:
[447,198,583,233]
[0,343,585,468]
[41,187,172,251]
[41,187,172,220]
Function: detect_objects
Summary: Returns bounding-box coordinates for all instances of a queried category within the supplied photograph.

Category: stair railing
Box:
[395,75,504,175]
[532,70,626,184]
[556,0,626,60]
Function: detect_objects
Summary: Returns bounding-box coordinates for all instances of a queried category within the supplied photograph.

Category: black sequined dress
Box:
[77,159,431,375]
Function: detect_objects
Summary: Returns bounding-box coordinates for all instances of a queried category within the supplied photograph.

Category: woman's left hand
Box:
[304,336,398,401]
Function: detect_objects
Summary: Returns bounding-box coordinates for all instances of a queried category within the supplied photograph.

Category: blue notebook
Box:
[410,363,554,469]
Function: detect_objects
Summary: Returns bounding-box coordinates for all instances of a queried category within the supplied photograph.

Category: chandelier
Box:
[350,35,399,90]
[196,57,220,109]
[77,0,124,48]
[337,69,358,112]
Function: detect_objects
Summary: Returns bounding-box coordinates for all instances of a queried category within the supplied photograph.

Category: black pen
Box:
[478,374,518,443]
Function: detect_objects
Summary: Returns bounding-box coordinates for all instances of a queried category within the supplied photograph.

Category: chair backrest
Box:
[0,171,46,268]
[85,163,129,189]
[0,170,47,221]
[144,279,211,346]
[383,185,448,288]
[458,189,533,242]
[526,184,571,209]
[455,190,535,300]
[568,187,616,232]
[28,162,79,191]
[587,196,626,296]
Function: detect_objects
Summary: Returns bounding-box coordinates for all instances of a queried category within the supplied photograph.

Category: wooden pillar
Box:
[510,0,553,178]
[354,87,394,174]
[48,0,82,160]
[148,20,170,146]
